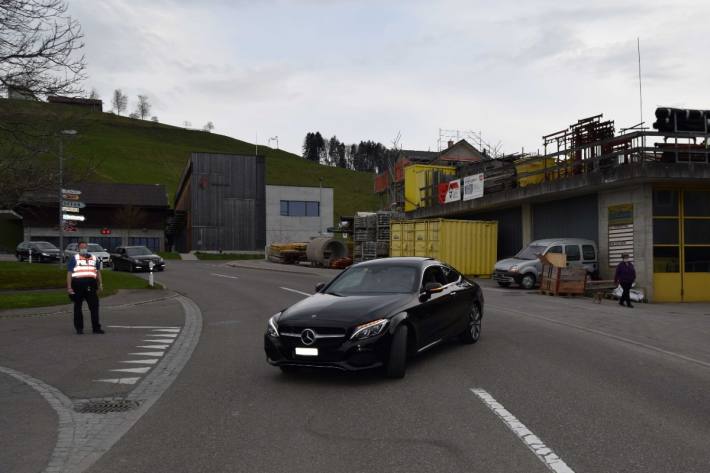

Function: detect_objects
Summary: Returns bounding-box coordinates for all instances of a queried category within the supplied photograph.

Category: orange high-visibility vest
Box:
[72,254,99,279]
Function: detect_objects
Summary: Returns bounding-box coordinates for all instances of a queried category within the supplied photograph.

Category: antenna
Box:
[637,37,643,127]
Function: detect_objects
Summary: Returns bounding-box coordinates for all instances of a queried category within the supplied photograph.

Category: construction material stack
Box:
[353,211,399,263]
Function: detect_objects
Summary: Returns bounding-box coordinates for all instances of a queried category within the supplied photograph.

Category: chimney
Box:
[447,140,454,148]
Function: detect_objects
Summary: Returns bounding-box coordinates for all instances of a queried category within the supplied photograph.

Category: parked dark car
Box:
[111,246,165,272]
[264,257,484,378]
[15,241,62,263]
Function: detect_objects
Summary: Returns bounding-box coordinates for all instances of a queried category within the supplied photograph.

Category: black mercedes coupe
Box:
[264,257,484,378]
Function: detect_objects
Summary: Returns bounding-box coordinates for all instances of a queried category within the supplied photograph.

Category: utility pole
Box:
[58,130,77,265]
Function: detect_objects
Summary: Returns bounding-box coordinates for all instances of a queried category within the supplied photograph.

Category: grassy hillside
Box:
[0,99,379,223]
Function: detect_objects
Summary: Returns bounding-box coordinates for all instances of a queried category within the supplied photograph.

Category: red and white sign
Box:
[438,179,461,204]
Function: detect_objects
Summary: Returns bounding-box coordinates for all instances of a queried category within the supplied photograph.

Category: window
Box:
[421,266,447,288]
[546,246,563,254]
[279,200,320,217]
[128,237,160,253]
[442,266,461,284]
[685,247,710,272]
[565,245,581,261]
[652,190,679,216]
[683,191,710,217]
[653,246,679,273]
[582,245,596,261]
[653,219,679,245]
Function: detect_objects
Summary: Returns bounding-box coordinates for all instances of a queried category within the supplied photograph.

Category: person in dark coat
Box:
[614,253,636,308]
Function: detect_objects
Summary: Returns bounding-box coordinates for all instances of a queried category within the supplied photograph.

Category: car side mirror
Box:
[424,282,444,294]
[315,282,325,292]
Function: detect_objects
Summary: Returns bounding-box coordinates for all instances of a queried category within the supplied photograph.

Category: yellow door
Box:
[653,189,710,302]
[414,222,428,256]
[681,190,710,301]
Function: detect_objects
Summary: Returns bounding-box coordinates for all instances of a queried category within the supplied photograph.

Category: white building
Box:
[265,185,334,246]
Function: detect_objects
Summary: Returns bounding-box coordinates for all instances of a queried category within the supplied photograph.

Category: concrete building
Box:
[173,152,266,252]
[266,185,334,246]
[47,95,103,113]
[16,183,169,252]
[404,112,710,302]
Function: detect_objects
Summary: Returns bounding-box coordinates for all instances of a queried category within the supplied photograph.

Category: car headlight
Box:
[350,319,388,341]
[509,265,519,272]
[41,252,49,256]
[267,313,281,337]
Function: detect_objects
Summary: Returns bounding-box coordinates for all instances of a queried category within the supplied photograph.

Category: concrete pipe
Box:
[306,237,348,267]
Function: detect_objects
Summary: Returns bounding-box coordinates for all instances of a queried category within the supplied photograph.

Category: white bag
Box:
[612,284,644,302]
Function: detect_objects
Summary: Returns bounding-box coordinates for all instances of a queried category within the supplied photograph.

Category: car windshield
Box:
[514,245,547,260]
[325,265,418,295]
[87,244,105,252]
[33,242,56,250]
[126,246,152,256]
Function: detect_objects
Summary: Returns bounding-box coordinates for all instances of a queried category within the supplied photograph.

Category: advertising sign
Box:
[463,173,484,201]
[61,200,85,208]
[608,204,634,266]
[61,206,80,213]
[62,214,85,222]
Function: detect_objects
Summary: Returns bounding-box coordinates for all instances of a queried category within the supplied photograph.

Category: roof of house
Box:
[21,182,168,207]
[400,149,439,163]
[439,139,485,162]
[47,96,103,106]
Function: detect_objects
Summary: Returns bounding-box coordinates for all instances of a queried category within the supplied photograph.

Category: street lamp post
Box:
[58,129,77,265]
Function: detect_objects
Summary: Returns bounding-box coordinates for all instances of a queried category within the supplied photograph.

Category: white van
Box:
[493,238,599,289]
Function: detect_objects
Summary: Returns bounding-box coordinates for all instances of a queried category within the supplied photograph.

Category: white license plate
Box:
[295,347,318,357]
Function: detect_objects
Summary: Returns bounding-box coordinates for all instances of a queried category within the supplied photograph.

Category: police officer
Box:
[67,241,104,334]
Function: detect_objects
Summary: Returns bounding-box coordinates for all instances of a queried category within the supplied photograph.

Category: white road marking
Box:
[136,345,170,349]
[94,377,140,385]
[143,339,175,343]
[129,352,165,357]
[107,325,180,329]
[121,359,159,365]
[152,328,180,333]
[471,388,575,473]
[111,367,151,374]
[211,273,239,279]
[146,333,177,338]
[280,287,311,297]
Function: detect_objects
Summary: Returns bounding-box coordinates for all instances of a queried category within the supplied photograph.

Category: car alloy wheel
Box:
[460,304,482,344]
[386,325,408,379]
[520,274,536,290]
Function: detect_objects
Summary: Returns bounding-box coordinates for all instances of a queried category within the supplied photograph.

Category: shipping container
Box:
[403,164,456,212]
[390,219,498,277]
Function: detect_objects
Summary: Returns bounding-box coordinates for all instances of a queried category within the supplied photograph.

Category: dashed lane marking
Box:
[94,377,140,385]
[129,352,165,357]
[142,339,175,343]
[471,388,575,473]
[120,359,160,365]
[111,367,151,374]
[136,344,170,349]
[280,286,311,297]
[211,273,240,279]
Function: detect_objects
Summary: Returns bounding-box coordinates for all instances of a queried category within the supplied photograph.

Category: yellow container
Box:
[515,157,558,187]
[403,164,456,212]
[390,219,498,277]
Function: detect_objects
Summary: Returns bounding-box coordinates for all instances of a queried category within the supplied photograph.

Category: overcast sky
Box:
[69,0,709,157]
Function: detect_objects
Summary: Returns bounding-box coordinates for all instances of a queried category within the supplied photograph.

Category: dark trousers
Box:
[619,282,633,306]
[72,278,101,331]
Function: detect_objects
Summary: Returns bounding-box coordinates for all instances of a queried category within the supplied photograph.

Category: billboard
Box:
[463,173,484,201]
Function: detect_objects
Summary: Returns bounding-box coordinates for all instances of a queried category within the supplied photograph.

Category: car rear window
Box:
[582,245,596,261]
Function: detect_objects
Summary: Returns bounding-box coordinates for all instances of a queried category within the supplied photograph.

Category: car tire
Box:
[386,325,408,379]
[520,273,536,290]
[459,304,482,344]
[497,282,511,287]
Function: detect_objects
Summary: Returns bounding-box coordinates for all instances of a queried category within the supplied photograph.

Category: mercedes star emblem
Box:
[301,329,316,346]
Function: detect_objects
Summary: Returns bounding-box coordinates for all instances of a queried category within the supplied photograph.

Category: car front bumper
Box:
[264,331,391,371]
[492,270,518,284]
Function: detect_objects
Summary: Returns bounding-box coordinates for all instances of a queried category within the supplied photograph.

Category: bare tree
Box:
[112,89,127,115]
[89,88,99,100]
[151,116,159,123]
[135,94,151,120]
[0,0,86,98]
[128,112,139,119]
[202,121,214,132]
